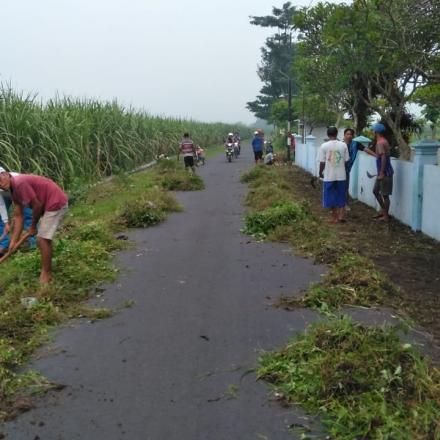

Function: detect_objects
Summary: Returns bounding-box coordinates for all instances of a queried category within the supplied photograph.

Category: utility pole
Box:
[286,76,292,162]
[301,89,305,144]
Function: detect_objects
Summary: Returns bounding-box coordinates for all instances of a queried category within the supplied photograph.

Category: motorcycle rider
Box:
[233,132,241,154]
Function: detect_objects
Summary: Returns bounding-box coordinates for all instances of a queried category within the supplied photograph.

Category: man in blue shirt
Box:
[343,128,364,210]
[251,131,264,164]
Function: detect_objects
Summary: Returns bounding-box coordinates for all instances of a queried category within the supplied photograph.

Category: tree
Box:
[293,94,335,134]
[412,84,440,139]
[293,0,440,157]
[293,3,373,132]
[247,2,298,122]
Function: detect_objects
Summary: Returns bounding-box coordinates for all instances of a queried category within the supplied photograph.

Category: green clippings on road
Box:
[244,202,307,236]
[0,161,202,420]
[155,159,204,191]
[258,316,440,440]
[279,254,398,312]
[241,165,398,311]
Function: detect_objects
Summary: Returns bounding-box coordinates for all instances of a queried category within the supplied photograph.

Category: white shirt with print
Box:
[318,140,349,182]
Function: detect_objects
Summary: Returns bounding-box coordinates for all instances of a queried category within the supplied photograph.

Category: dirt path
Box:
[2,147,325,439]
[283,165,440,343]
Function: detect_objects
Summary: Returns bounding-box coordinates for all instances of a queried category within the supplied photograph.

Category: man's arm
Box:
[319,162,325,179]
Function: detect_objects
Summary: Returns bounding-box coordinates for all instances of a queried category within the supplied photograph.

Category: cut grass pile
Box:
[244,202,307,236]
[154,159,204,191]
[258,316,440,440]
[0,161,199,420]
[280,254,398,312]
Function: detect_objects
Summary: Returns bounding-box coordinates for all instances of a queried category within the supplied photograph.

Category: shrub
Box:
[244,202,307,235]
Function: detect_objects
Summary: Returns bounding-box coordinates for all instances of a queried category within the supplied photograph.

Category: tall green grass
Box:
[0,85,251,188]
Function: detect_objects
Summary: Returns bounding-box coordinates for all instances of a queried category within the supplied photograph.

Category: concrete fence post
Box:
[294,135,302,165]
[306,135,316,175]
[411,140,440,231]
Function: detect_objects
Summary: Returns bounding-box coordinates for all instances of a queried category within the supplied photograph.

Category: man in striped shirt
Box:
[178,133,196,172]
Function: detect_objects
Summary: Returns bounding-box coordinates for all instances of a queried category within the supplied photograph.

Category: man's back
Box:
[318,140,349,182]
[180,138,195,156]
[252,136,263,152]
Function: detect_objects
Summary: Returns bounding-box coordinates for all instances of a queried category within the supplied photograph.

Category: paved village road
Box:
[3,145,325,440]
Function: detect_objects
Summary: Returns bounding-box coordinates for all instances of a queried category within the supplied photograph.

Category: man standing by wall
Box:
[343,128,365,210]
[318,126,350,223]
[0,171,68,283]
[372,123,394,222]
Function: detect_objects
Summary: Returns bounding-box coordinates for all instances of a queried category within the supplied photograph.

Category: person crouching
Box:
[0,171,68,284]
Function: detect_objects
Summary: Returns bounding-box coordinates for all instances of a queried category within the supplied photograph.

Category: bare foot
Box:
[39,272,53,284]
[377,215,390,222]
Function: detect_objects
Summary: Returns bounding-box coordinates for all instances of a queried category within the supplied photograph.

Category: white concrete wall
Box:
[356,152,377,208]
[422,165,440,241]
[389,159,413,227]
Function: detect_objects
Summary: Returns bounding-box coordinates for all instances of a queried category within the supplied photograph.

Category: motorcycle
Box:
[225,143,234,162]
[233,141,240,158]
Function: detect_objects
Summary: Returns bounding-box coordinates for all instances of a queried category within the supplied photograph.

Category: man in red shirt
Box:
[177,133,196,172]
[0,171,68,283]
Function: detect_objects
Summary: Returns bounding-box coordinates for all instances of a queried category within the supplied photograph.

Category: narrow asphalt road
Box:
[3,145,325,440]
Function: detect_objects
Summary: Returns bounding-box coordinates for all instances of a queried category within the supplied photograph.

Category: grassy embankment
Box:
[241,164,440,439]
[0,86,251,187]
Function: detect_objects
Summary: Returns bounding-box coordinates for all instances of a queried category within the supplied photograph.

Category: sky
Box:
[0,0,325,125]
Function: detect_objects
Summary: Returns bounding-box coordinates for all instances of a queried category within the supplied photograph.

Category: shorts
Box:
[374,176,393,196]
[254,151,263,161]
[184,156,194,168]
[38,204,68,240]
[323,181,346,208]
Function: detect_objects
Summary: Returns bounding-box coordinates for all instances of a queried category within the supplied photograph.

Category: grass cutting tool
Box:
[0,232,32,265]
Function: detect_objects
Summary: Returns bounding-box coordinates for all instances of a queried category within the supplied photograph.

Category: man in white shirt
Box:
[318,127,350,223]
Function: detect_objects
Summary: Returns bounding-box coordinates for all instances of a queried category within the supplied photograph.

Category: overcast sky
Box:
[1,0,328,124]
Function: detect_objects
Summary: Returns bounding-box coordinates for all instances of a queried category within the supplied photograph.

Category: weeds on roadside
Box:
[258,316,440,440]
[155,159,204,191]
[0,164,191,420]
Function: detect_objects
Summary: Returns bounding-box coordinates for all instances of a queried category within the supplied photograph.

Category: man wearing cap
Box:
[0,170,68,283]
[372,123,394,222]
[0,167,35,256]
[318,126,350,223]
